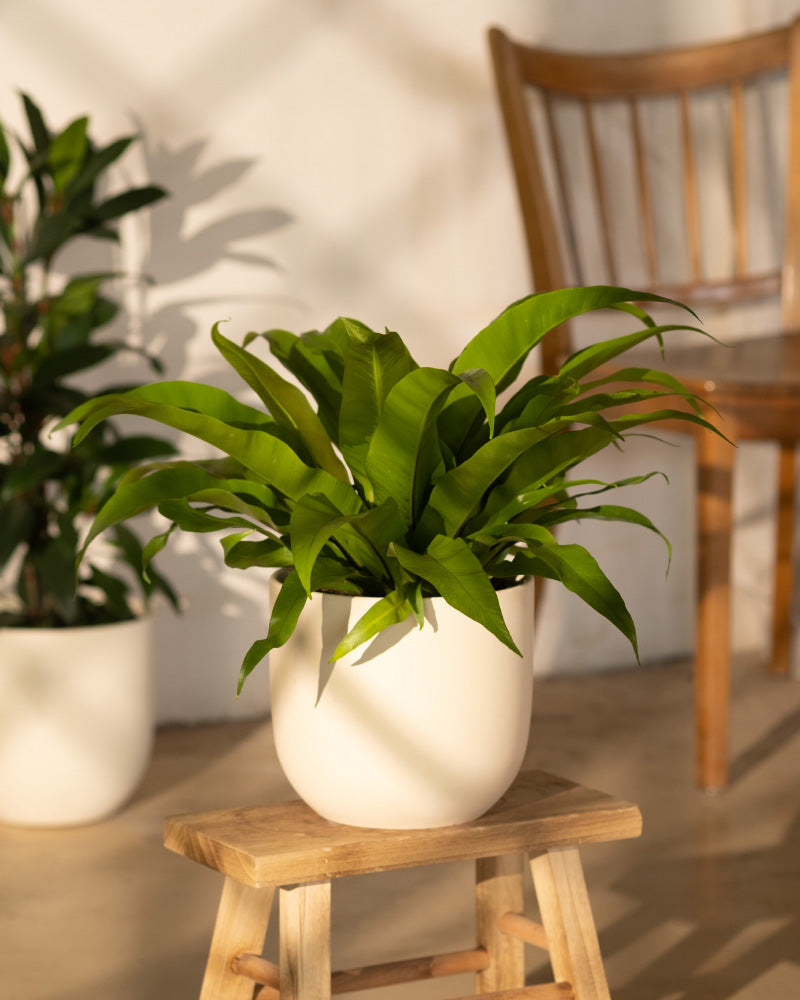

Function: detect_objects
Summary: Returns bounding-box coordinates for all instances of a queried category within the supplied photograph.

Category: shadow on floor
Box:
[592,801,798,998]
[128,718,264,807]
[728,703,800,786]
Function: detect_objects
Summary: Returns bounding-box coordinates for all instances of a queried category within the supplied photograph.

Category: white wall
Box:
[2,0,799,721]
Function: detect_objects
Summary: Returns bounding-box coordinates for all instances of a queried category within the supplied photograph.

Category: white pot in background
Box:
[0,617,153,827]
[270,579,534,828]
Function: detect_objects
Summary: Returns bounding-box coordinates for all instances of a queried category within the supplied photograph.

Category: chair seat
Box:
[657,330,800,390]
[621,331,800,440]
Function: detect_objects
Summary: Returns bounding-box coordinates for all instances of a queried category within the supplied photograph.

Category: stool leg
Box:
[279,881,332,1000]
[476,853,525,991]
[529,847,611,1000]
[199,877,275,1000]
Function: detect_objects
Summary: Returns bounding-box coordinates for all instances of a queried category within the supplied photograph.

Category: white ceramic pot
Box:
[0,617,153,827]
[269,578,534,828]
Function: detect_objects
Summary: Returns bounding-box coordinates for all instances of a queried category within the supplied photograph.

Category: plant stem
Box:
[22,558,42,622]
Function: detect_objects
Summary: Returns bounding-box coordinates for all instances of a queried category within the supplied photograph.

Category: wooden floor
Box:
[2,655,799,999]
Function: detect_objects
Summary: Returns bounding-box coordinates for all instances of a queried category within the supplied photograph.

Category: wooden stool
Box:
[165,769,642,1000]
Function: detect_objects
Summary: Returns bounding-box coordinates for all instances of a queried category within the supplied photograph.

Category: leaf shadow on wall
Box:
[68,131,295,720]
[140,132,294,377]
[141,134,295,720]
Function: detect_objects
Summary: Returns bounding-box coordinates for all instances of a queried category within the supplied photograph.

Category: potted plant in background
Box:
[0,94,178,826]
[61,286,720,828]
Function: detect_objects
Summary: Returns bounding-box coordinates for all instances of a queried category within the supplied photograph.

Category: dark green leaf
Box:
[89,184,167,223]
[237,560,361,692]
[109,522,179,609]
[2,448,65,492]
[75,464,264,560]
[418,425,557,541]
[578,365,706,414]
[66,389,361,516]
[496,375,579,433]
[0,498,33,566]
[64,136,134,198]
[35,344,115,383]
[84,563,134,621]
[339,321,417,495]
[31,529,80,624]
[289,491,364,593]
[96,435,177,465]
[559,323,705,381]
[330,586,417,662]
[455,367,496,438]
[48,116,88,192]
[238,569,306,693]
[366,368,484,527]
[61,380,275,441]
[157,499,265,535]
[472,471,665,531]
[476,425,621,528]
[0,124,10,187]
[21,93,49,154]
[453,287,694,389]
[393,535,520,655]
[143,525,176,574]
[221,533,293,569]
[27,212,80,262]
[257,327,344,440]
[479,523,638,659]
[211,323,348,480]
[535,502,672,562]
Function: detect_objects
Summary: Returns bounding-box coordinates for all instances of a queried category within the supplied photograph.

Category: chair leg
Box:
[199,876,275,1000]
[695,425,735,790]
[529,847,611,1000]
[476,853,526,991]
[772,443,796,676]
[279,881,332,1000]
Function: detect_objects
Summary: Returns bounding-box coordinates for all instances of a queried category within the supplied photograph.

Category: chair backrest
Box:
[489,20,800,374]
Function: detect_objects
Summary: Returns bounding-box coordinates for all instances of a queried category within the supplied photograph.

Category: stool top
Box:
[164,770,641,888]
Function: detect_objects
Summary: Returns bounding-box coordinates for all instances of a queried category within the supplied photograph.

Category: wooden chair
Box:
[165,769,642,999]
[489,20,800,790]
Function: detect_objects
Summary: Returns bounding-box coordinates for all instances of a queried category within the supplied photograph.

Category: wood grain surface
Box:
[164,770,642,887]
